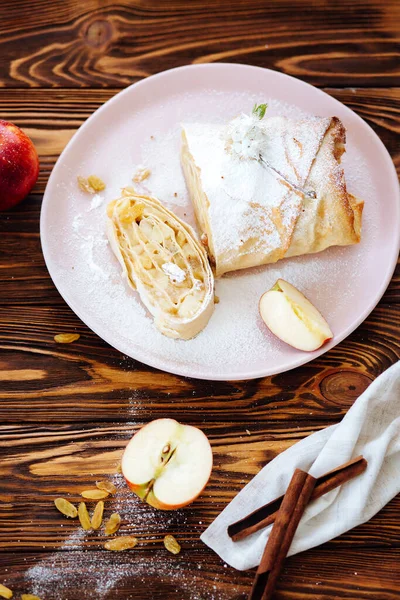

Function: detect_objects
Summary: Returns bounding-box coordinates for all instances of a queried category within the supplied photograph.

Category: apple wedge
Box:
[259,279,333,351]
[122,418,213,510]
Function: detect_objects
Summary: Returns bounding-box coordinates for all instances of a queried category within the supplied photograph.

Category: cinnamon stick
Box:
[249,469,316,600]
[229,456,367,542]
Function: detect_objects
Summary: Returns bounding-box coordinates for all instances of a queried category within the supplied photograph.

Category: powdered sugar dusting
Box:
[225,111,268,159]
[24,474,240,599]
[89,193,104,211]
[42,86,384,379]
[162,261,186,283]
[25,551,239,599]
[182,115,331,272]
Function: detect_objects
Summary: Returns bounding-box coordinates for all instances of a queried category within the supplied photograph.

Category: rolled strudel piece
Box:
[181,114,363,276]
[107,190,214,340]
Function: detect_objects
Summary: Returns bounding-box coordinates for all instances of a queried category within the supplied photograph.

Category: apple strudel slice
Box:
[107,190,214,340]
[181,111,363,276]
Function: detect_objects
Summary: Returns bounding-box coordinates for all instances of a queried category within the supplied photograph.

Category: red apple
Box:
[122,418,213,510]
[0,120,39,211]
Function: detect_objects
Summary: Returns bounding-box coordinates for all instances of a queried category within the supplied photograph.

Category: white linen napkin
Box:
[201,361,400,570]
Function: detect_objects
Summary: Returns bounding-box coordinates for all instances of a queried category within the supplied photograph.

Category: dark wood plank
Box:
[1,419,399,596]
[0,302,398,423]
[0,423,399,552]
[1,547,399,599]
[1,2,399,598]
[0,1,399,88]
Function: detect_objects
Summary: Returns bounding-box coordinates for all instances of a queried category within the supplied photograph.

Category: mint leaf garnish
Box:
[252,103,268,120]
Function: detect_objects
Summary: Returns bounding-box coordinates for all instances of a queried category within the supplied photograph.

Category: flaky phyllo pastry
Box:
[181,112,364,276]
[107,191,214,339]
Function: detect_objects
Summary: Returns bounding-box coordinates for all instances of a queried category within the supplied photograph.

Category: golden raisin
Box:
[78,502,91,531]
[77,176,93,193]
[104,536,138,551]
[54,333,80,344]
[163,535,181,555]
[87,175,106,192]
[81,489,109,500]
[104,512,121,536]
[54,498,78,519]
[91,501,104,530]
[96,481,117,495]
[77,175,105,194]
[0,584,13,599]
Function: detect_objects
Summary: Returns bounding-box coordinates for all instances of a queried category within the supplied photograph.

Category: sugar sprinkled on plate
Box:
[44,88,376,379]
[89,193,104,211]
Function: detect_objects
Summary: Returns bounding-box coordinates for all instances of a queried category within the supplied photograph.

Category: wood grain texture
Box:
[1,0,400,598]
[0,0,399,88]
[0,423,399,597]
[2,548,400,600]
[0,300,399,423]
[1,421,398,546]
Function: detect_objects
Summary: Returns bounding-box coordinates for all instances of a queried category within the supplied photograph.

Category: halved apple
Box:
[122,418,213,510]
[259,279,333,351]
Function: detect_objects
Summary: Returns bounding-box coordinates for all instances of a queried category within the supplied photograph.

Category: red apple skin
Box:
[0,120,39,211]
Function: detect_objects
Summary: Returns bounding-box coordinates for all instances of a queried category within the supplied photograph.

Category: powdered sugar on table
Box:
[23,472,241,600]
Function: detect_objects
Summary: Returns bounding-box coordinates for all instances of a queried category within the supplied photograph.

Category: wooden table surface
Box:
[1,1,399,598]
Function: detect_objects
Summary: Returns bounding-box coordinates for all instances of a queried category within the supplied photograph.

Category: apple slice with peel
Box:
[259,279,333,351]
[122,418,213,510]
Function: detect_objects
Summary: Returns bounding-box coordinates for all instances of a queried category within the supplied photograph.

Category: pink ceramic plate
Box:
[41,64,400,381]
